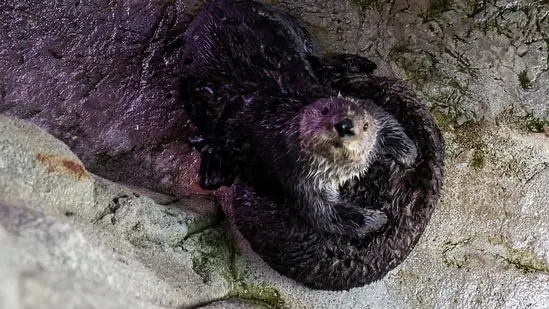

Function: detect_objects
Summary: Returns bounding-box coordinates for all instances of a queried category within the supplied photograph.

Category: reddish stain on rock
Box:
[35,153,90,180]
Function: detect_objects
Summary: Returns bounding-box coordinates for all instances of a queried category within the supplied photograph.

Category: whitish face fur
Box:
[299,96,379,189]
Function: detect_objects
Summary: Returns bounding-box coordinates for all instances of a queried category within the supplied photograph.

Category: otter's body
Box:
[182,0,444,290]
[233,74,445,290]
[181,0,416,237]
[231,95,418,236]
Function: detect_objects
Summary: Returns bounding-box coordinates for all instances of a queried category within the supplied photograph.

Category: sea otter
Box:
[232,73,445,290]
[181,0,377,190]
[181,0,445,290]
[228,93,418,236]
[180,0,417,236]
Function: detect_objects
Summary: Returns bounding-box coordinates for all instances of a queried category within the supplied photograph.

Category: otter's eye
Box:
[321,107,329,115]
[363,123,369,131]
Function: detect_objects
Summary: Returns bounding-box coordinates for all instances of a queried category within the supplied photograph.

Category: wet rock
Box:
[0,0,204,197]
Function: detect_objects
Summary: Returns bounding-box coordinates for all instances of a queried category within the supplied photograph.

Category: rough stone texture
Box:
[1,0,549,308]
[0,115,235,309]
[274,0,549,123]
[0,0,205,197]
[0,225,19,309]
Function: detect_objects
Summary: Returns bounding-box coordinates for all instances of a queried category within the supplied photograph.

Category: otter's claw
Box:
[188,135,206,151]
[198,145,236,190]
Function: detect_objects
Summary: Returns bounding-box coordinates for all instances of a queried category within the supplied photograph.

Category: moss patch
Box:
[469,149,486,169]
[453,121,488,166]
[228,252,289,309]
[525,116,549,133]
[183,223,288,308]
[505,248,549,273]
[497,110,549,133]
[489,235,549,274]
[441,237,473,269]
[426,0,454,21]
[388,45,440,85]
[184,226,234,283]
[186,213,223,237]
[229,282,288,309]
[518,70,533,89]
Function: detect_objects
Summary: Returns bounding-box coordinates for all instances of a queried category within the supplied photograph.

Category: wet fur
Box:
[231,96,418,236]
[181,0,417,237]
[233,74,445,290]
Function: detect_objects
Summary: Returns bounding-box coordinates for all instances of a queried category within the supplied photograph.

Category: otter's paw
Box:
[198,145,236,190]
[324,53,378,75]
[334,207,388,237]
[355,208,388,235]
[382,131,419,168]
[315,206,388,237]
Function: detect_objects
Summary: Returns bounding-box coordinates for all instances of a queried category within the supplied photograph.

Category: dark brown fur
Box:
[181,0,445,290]
[181,0,415,237]
[232,75,445,290]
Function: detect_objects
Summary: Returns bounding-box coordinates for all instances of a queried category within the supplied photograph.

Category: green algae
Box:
[185,223,289,308]
[185,213,223,237]
[496,109,549,133]
[489,235,549,274]
[185,226,234,283]
[441,237,473,269]
[229,282,288,309]
[427,0,454,18]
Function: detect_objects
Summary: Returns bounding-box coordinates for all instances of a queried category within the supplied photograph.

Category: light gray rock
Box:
[0,114,95,220]
[0,224,19,309]
[0,115,235,308]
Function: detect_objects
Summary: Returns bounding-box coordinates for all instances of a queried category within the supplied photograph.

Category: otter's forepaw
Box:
[319,207,388,237]
[354,208,388,236]
[198,145,236,190]
[394,142,419,168]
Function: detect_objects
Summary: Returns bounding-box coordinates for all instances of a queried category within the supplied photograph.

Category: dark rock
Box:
[0,0,204,197]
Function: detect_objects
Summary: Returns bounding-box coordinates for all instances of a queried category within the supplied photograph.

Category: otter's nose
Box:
[335,118,355,137]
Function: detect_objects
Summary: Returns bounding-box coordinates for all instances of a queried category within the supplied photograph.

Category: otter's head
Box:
[299,97,378,165]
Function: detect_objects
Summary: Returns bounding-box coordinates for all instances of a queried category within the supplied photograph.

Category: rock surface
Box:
[0,115,233,309]
[0,0,549,308]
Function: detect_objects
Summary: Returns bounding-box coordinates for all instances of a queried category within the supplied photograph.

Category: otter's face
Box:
[299,97,378,164]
